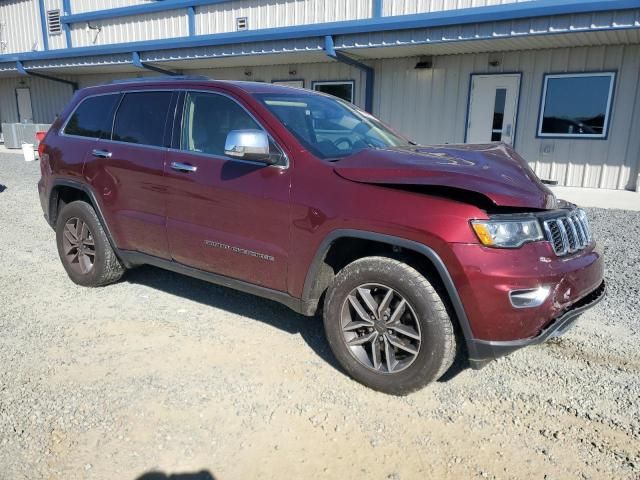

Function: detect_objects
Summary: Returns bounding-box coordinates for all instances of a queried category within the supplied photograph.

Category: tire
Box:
[55,200,125,287]
[323,256,456,395]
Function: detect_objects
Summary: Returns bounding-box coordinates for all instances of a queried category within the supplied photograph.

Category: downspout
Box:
[323,35,374,113]
[132,51,179,76]
[62,0,72,48]
[16,61,79,91]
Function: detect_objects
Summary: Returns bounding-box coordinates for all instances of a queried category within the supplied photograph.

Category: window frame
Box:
[173,89,289,168]
[61,92,123,141]
[311,80,355,103]
[536,71,616,140]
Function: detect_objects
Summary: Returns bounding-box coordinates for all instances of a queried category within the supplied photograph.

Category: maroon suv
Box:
[38,77,605,394]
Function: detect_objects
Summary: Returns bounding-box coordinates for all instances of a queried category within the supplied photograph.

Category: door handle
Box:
[91,149,112,158]
[170,161,198,173]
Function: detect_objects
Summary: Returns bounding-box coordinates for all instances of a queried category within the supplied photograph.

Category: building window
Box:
[538,72,615,139]
[312,81,354,103]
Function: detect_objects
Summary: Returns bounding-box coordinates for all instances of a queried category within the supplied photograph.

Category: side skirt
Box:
[118,250,305,315]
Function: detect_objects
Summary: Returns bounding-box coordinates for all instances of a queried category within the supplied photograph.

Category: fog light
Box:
[509,286,551,309]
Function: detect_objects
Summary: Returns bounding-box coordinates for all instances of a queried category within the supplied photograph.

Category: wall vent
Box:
[47,10,62,36]
[236,17,248,31]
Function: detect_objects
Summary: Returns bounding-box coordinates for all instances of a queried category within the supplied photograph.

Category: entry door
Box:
[466,74,520,145]
[16,87,33,122]
[164,91,291,292]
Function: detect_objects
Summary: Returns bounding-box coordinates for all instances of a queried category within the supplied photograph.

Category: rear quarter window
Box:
[63,94,120,139]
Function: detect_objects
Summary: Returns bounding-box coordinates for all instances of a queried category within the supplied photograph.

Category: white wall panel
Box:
[44,0,66,50]
[0,75,73,124]
[372,44,640,190]
[70,0,154,14]
[69,9,188,47]
[196,0,372,35]
[382,0,532,16]
[0,0,44,53]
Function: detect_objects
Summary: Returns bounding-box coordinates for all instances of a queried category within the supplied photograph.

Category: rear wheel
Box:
[323,256,456,395]
[55,201,125,287]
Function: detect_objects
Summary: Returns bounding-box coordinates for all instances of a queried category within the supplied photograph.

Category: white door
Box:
[466,74,520,145]
[16,87,33,123]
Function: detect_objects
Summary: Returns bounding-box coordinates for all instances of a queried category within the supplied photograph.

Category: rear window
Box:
[112,91,173,147]
[63,94,120,139]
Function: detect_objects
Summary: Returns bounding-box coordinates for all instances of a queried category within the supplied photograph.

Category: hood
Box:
[333,143,556,210]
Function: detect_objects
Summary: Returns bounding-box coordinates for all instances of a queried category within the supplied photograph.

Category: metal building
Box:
[0,0,639,190]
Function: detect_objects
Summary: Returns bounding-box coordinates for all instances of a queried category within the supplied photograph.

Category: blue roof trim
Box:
[2,0,638,63]
[187,6,196,36]
[63,0,72,47]
[373,0,382,18]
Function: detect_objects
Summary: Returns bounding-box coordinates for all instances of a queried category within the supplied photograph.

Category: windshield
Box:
[255,93,411,160]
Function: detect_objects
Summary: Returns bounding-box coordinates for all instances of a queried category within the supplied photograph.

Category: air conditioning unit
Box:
[2,123,21,149]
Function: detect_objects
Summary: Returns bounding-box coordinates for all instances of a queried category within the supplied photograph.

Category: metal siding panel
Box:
[196,0,371,35]
[71,0,154,14]
[372,45,640,190]
[382,0,532,16]
[0,74,72,124]
[0,0,44,53]
[69,9,188,47]
[44,0,66,49]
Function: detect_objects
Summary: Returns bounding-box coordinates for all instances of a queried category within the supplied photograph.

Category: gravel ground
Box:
[0,151,638,480]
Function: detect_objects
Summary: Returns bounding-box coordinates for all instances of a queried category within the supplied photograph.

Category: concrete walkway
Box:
[551,186,639,211]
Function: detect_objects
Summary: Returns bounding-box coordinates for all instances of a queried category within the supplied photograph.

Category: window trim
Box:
[173,89,289,169]
[311,80,355,103]
[536,71,616,140]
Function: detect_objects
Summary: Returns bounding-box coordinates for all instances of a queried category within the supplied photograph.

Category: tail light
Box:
[36,131,47,157]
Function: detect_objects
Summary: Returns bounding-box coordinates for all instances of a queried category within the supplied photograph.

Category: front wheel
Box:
[323,257,457,395]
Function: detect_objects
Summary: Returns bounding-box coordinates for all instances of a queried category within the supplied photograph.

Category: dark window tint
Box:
[181,92,260,157]
[112,91,173,147]
[539,73,615,138]
[313,82,354,103]
[64,94,120,139]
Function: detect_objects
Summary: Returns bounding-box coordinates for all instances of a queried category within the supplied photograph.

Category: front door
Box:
[466,74,521,146]
[164,90,291,292]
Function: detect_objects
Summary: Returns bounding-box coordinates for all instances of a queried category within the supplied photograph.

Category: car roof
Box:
[85,76,311,96]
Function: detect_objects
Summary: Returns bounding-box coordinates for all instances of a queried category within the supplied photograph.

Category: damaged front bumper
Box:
[468,280,606,369]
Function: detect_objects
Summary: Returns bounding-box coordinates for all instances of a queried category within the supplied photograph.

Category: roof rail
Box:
[107,75,210,84]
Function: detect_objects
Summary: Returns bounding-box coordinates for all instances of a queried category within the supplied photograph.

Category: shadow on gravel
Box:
[125,265,345,375]
[136,470,216,480]
[0,184,6,193]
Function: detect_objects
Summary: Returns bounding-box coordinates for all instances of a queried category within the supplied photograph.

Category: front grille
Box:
[542,210,592,256]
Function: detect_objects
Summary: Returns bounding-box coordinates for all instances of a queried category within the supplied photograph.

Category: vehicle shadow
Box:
[124,265,344,375]
[136,470,216,480]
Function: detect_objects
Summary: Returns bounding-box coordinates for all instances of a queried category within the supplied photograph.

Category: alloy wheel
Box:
[62,217,96,275]
[340,283,422,374]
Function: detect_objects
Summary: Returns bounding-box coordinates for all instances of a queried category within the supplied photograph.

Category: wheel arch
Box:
[48,179,124,265]
[301,229,478,357]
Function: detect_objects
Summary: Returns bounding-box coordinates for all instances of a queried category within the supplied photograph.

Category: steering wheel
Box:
[334,137,354,151]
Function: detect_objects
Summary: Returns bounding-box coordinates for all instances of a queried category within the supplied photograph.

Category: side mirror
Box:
[224,129,275,164]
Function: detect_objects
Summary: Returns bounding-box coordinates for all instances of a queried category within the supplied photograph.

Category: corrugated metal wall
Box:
[44,0,65,50]
[69,9,188,47]
[196,0,372,35]
[0,75,72,124]
[382,0,531,16]
[0,0,44,54]
[372,44,640,190]
[71,0,154,14]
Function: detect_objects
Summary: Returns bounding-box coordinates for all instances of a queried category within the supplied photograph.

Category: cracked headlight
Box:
[471,218,543,248]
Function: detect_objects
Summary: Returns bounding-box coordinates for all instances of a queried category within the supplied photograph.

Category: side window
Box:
[181,92,261,157]
[112,91,173,147]
[64,94,120,139]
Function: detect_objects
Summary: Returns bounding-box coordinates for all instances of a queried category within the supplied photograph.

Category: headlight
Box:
[471,218,543,248]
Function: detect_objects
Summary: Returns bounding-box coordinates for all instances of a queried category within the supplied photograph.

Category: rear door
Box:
[84,90,176,259]
[163,90,291,291]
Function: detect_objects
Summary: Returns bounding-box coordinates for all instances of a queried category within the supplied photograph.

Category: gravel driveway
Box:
[0,151,638,480]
